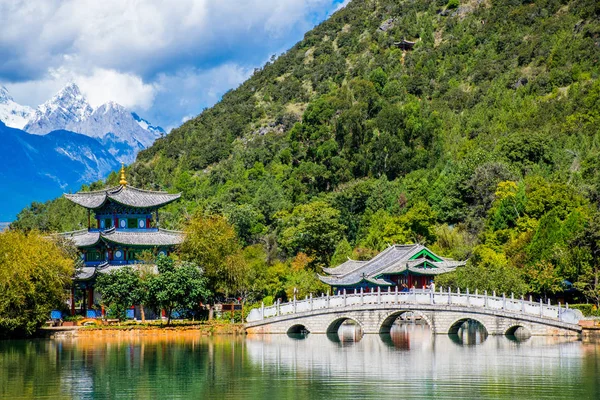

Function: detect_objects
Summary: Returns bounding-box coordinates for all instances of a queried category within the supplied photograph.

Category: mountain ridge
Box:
[0,84,164,163]
[0,121,120,221]
[10,0,600,300]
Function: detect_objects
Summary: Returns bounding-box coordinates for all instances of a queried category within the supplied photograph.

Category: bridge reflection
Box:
[245,329,580,385]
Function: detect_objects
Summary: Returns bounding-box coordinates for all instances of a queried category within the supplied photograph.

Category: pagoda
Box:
[61,165,183,316]
[319,244,466,293]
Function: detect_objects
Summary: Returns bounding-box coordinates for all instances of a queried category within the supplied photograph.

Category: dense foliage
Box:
[12,0,600,304]
[96,256,210,325]
[0,231,75,337]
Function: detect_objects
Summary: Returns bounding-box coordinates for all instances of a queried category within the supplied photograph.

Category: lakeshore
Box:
[39,321,245,339]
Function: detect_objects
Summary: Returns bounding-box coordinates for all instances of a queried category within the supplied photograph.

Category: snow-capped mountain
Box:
[0,83,164,163]
[75,101,162,154]
[24,83,93,134]
[0,86,34,129]
[0,84,165,220]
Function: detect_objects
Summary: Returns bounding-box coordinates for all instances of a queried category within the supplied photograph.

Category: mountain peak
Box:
[44,83,90,114]
[0,86,13,103]
[0,86,34,130]
[24,83,93,134]
[96,101,126,114]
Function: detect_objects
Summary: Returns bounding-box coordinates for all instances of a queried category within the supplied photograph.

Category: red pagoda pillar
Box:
[88,288,94,310]
[70,286,75,316]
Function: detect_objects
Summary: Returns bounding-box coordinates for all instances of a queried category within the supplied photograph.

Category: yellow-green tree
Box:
[0,230,75,337]
[180,214,248,304]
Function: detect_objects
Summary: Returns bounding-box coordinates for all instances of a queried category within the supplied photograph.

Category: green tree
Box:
[436,245,528,296]
[330,238,353,267]
[572,211,600,306]
[526,261,563,301]
[145,255,210,325]
[95,267,143,320]
[277,201,346,267]
[0,231,75,337]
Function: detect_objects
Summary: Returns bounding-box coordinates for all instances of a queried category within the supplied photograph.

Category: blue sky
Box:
[0,0,350,131]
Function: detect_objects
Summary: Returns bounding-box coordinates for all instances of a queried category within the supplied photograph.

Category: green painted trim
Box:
[334,278,393,287]
[407,271,440,276]
[409,248,443,262]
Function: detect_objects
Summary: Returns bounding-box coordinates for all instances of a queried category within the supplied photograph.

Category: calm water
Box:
[1,323,599,399]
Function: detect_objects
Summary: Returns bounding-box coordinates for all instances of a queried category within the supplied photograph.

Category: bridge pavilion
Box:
[319,244,466,293]
[60,166,184,316]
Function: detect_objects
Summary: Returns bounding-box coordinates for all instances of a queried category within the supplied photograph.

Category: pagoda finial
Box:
[119,163,127,186]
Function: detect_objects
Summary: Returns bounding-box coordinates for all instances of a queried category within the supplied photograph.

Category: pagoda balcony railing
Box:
[87,227,160,233]
[84,260,145,267]
[247,286,583,325]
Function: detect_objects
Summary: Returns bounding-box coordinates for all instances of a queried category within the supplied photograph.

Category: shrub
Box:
[569,304,596,317]
[447,0,460,10]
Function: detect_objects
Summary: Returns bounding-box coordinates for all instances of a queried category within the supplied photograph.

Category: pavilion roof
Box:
[75,262,159,281]
[61,228,184,247]
[64,185,181,209]
[318,244,466,286]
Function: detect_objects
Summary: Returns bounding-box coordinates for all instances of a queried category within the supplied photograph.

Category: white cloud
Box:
[4,67,156,110]
[0,0,345,126]
[0,0,337,80]
[76,69,155,110]
[145,63,253,127]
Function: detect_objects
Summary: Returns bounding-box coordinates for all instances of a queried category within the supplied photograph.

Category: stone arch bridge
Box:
[245,288,583,336]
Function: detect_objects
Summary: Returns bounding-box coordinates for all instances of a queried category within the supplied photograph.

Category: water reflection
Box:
[0,332,596,399]
[380,321,431,350]
[287,332,310,340]
[448,319,488,346]
[338,320,363,343]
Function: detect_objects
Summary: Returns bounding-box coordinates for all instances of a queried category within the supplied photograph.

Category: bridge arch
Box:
[287,324,310,334]
[447,316,489,335]
[504,324,531,337]
[379,310,434,334]
[325,316,364,334]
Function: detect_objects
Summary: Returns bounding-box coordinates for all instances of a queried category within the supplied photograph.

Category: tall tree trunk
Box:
[595,267,599,307]
[140,304,146,322]
[208,304,214,321]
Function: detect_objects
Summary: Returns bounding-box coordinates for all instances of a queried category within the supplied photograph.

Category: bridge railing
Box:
[247,286,582,324]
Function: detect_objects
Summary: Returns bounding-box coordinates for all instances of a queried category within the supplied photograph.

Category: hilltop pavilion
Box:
[60,165,184,316]
[319,244,466,292]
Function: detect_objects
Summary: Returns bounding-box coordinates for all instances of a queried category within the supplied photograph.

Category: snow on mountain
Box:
[14,83,164,163]
[24,83,93,135]
[132,112,166,136]
[0,86,34,129]
[75,101,161,148]
[69,101,162,163]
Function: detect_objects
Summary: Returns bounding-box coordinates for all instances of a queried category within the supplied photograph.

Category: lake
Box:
[1,323,599,399]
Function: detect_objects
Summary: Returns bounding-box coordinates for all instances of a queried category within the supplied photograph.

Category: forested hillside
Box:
[14,0,600,303]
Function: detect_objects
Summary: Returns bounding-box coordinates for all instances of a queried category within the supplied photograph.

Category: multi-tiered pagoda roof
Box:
[61,165,184,282]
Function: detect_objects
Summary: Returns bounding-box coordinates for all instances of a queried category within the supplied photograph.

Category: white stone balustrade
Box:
[247,286,581,325]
